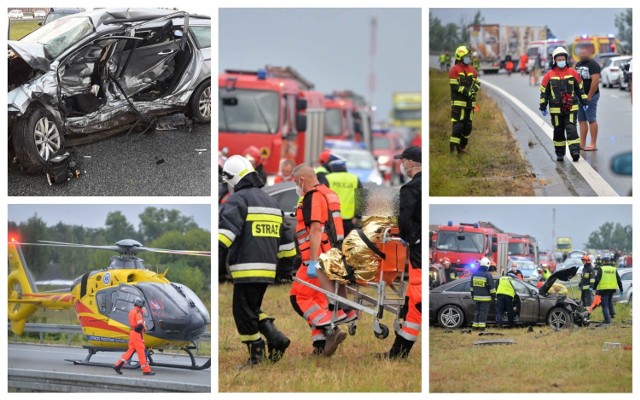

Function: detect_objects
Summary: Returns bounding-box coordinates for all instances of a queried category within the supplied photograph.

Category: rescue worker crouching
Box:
[470,257,495,331]
[539,46,589,162]
[326,156,363,236]
[289,165,356,357]
[219,155,295,368]
[449,45,480,155]
[113,297,155,376]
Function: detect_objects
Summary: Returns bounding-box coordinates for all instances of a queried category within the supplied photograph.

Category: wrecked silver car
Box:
[8,8,211,173]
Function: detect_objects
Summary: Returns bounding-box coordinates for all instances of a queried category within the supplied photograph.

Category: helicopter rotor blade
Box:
[138,247,211,257]
[36,240,122,252]
[10,240,210,256]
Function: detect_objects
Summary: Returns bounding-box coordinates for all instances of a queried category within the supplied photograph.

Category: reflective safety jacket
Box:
[539,66,588,116]
[445,267,456,282]
[449,62,479,110]
[596,265,621,291]
[218,176,296,284]
[496,276,515,298]
[470,267,495,302]
[326,171,360,220]
[579,263,595,290]
[129,306,146,332]
[295,184,344,262]
[439,54,446,63]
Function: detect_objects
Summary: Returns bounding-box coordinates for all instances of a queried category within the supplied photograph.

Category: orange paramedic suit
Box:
[115,306,151,373]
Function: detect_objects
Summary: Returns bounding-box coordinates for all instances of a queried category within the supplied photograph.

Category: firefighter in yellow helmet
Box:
[539,46,589,162]
[449,45,480,155]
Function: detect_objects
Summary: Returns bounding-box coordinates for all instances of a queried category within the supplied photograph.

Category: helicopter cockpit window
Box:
[137,282,190,318]
[110,284,155,331]
[96,287,117,316]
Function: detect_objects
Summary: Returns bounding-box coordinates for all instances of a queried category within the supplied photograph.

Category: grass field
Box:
[429,69,537,196]
[218,282,422,392]
[430,303,632,392]
[9,20,41,40]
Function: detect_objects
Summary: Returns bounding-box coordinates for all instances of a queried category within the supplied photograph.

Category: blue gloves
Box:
[307,260,319,278]
[583,105,589,112]
[620,291,623,296]
[540,109,548,117]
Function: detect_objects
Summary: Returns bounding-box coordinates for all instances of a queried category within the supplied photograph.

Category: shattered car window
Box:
[21,17,94,60]
[190,26,211,48]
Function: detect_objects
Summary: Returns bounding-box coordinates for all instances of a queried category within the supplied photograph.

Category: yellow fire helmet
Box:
[455,45,471,61]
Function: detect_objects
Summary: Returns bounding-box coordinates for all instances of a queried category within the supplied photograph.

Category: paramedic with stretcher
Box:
[380,146,422,359]
[539,47,589,162]
[113,297,155,376]
[289,165,357,356]
[219,155,295,368]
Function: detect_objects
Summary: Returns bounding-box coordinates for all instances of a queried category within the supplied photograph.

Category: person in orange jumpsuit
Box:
[113,297,155,375]
[289,165,356,356]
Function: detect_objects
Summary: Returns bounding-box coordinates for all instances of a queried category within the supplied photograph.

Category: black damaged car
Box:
[429,266,590,330]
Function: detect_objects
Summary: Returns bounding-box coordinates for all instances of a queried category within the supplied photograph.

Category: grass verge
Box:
[430,303,632,392]
[429,69,537,196]
[219,282,422,392]
[9,20,41,40]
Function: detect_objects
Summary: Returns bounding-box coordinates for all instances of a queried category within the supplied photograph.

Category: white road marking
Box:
[482,79,619,196]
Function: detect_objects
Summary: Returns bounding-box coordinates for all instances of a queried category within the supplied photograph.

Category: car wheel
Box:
[546,307,572,329]
[437,305,465,329]
[13,107,64,174]
[189,80,211,123]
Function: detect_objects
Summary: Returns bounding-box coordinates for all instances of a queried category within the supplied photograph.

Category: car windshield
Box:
[508,243,525,255]
[513,260,536,270]
[325,109,343,136]
[219,89,279,134]
[20,17,94,60]
[373,136,390,150]
[334,150,375,170]
[393,109,421,121]
[436,231,485,253]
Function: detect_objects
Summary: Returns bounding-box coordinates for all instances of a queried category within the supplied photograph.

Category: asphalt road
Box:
[8,123,211,196]
[8,343,211,387]
[481,72,632,196]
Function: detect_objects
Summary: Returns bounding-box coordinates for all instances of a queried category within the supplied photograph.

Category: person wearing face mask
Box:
[539,47,589,162]
[218,155,295,368]
[379,146,422,359]
[574,47,601,151]
[274,158,295,184]
[449,45,480,155]
[289,165,355,357]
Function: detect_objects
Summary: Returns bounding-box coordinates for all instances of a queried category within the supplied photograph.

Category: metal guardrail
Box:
[9,368,210,392]
[9,323,211,346]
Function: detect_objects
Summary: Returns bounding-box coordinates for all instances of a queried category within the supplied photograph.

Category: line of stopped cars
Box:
[9,8,211,173]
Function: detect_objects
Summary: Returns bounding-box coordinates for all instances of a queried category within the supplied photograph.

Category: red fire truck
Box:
[432,222,509,275]
[507,234,539,264]
[323,90,372,148]
[219,66,325,175]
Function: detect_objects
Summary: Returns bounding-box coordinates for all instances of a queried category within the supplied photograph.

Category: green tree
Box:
[104,211,137,243]
[138,207,198,243]
[586,222,632,252]
[615,9,632,51]
[18,215,51,276]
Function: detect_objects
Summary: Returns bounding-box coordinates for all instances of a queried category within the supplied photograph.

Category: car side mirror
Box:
[296,114,307,132]
[296,98,307,111]
[611,152,632,176]
[492,244,498,253]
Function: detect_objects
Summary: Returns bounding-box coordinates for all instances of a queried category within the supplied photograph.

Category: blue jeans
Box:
[578,91,599,123]
[601,292,615,323]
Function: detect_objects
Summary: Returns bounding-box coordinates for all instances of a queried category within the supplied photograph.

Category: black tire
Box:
[13,107,64,174]
[374,323,389,339]
[189,80,211,123]
[546,307,572,329]
[437,304,465,329]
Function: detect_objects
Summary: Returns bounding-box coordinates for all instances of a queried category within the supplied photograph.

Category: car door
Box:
[511,279,539,323]
[115,12,189,97]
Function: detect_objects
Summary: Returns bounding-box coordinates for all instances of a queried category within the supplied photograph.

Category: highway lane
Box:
[8,343,210,389]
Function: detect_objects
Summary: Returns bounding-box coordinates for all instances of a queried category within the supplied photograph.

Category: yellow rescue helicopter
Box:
[8,238,211,370]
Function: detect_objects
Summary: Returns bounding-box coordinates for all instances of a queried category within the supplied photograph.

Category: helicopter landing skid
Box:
[147,347,211,371]
[65,347,140,369]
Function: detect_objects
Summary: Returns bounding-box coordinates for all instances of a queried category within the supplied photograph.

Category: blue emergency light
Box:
[324,140,366,150]
[447,221,453,226]
[473,223,479,228]
[257,69,267,80]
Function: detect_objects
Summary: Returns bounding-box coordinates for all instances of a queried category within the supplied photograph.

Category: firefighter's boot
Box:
[238,339,265,370]
[259,318,291,363]
[113,361,124,375]
[322,327,347,357]
[376,334,414,360]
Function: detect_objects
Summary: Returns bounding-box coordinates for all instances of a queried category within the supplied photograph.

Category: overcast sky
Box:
[430,205,631,250]
[219,8,421,122]
[8,204,211,232]
[430,8,626,48]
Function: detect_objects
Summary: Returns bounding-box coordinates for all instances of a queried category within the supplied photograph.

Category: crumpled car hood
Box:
[8,41,50,72]
[539,266,578,296]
